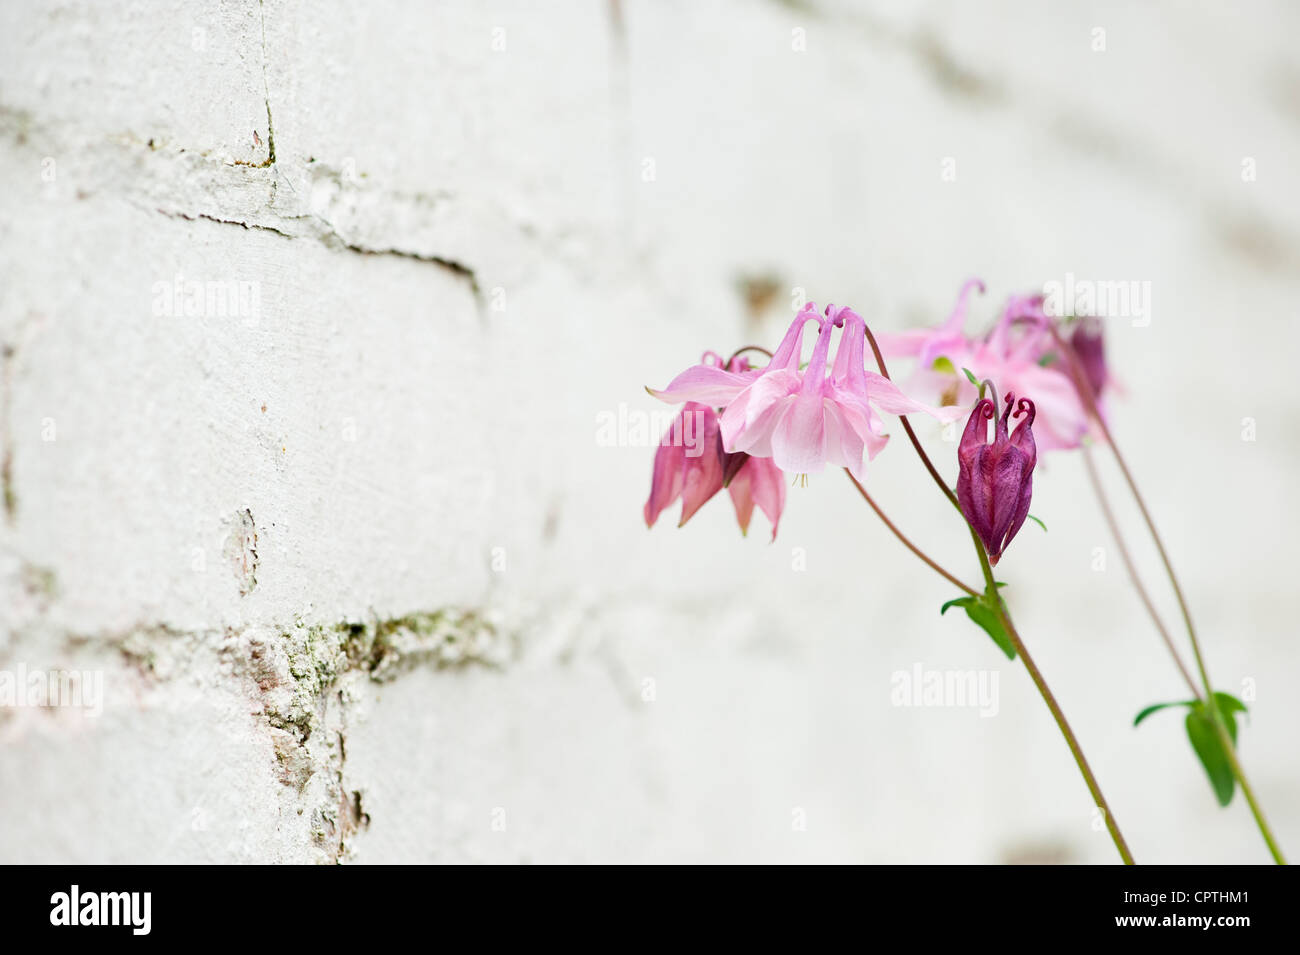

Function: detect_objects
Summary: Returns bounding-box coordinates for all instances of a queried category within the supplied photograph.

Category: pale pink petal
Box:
[677,409,726,525]
[724,392,794,458]
[643,418,686,527]
[770,394,827,474]
[726,463,756,535]
[826,394,890,476]
[742,456,786,540]
[862,371,967,423]
[720,370,800,455]
[1005,366,1085,450]
[648,364,756,407]
[821,399,866,478]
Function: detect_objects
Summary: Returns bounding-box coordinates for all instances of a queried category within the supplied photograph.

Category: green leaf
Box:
[1213,691,1248,717]
[965,601,1016,660]
[1212,692,1247,745]
[1133,699,1195,727]
[940,594,1015,660]
[1185,703,1236,807]
[939,596,974,615]
[1026,514,1047,532]
[961,366,980,386]
[1135,695,1248,807]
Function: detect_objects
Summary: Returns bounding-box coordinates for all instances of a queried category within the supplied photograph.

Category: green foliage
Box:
[1133,692,1249,807]
[941,588,1016,660]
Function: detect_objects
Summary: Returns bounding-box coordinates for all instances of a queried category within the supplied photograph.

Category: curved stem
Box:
[1050,325,1285,863]
[1080,443,1200,698]
[968,527,1136,865]
[843,469,979,597]
[726,344,774,366]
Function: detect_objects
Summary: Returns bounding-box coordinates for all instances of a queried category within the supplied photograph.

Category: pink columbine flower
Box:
[957,389,1037,566]
[650,304,963,478]
[878,282,1090,452]
[644,355,786,539]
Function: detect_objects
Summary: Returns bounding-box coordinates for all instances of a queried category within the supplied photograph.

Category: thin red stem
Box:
[843,469,980,597]
[1080,443,1201,698]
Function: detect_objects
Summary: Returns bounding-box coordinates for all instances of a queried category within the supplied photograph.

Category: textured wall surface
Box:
[2,0,1298,863]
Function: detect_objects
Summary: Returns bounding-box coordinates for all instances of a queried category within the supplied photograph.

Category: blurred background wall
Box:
[1,0,1297,863]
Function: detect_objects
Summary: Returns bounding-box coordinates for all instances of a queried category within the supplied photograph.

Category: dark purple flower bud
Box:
[1069,318,1108,398]
[957,390,1037,566]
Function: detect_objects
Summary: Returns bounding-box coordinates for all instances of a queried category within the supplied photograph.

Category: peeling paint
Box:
[222,508,259,597]
[229,609,509,743]
[216,607,506,862]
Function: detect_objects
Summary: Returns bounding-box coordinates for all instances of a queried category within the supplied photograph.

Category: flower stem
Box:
[1050,326,1286,864]
[968,527,1136,865]
[726,344,774,366]
[1215,723,1288,864]
[861,320,1134,864]
[1080,443,1201,698]
[843,469,979,597]
[1055,330,1203,668]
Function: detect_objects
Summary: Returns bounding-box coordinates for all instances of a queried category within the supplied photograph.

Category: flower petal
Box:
[863,371,967,423]
[771,393,827,474]
[648,364,756,407]
[677,407,726,525]
[643,415,687,527]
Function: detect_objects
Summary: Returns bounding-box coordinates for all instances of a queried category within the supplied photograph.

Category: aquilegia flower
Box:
[650,304,963,478]
[957,389,1037,565]
[644,355,786,539]
[877,282,1090,452]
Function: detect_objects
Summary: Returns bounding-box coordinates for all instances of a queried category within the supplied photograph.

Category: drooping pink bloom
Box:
[956,389,1037,566]
[878,283,1090,452]
[651,304,963,478]
[644,401,727,530]
[644,355,786,539]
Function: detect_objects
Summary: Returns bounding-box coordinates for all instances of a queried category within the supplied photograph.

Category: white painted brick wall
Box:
[2,0,1298,863]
